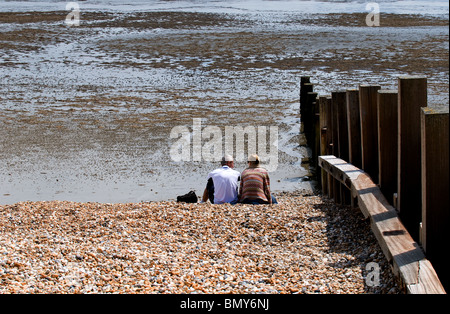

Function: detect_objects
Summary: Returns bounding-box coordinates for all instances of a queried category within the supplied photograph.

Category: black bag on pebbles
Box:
[176,191,198,203]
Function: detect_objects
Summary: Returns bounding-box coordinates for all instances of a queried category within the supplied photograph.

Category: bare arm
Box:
[264,173,272,204]
[202,188,209,202]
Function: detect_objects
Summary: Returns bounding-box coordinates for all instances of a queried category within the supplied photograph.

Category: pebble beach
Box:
[0,192,401,294]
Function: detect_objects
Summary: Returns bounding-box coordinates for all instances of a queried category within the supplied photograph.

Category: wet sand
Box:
[0,9,448,204]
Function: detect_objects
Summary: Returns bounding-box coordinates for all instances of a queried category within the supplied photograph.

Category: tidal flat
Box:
[0,2,448,204]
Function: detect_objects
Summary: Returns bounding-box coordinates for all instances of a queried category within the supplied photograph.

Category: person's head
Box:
[247,154,260,168]
[221,154,234,168]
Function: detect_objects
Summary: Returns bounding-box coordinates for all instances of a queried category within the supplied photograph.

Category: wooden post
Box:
[300,82,313,135]
[331,91,341,158]
[336,91,349,162]
[300,77,310,118]
[314,95,321,178]
[332,91,349,204]
[421,106,449,291]
[305,90,314,141]
[397,76,427,242]
[325,96,334,199]
[335,90,351,205]
[359,85,381,184]
[377,90,398,206]
[307,91,318,166]
[337,90,350,202]
[325,96,333,156]
[319,96,329,196]
[300,76,310,90]
[346,89,362,169]
[331,92,341,204]
[300,77,311,110]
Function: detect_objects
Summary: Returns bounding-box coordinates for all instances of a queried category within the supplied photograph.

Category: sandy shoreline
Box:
[0,192,402,294]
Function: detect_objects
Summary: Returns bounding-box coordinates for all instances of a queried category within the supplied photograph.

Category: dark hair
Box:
[221,155,233,165]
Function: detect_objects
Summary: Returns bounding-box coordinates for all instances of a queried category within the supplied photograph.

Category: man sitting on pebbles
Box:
[201,154,240,204]
[238,154,278,205]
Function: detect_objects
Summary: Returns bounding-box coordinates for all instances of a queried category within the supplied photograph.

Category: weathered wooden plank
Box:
[300,77,311,112]
[330,92,340,157]
[359,85,381,184]
[336,91,349,162]
[324,96,334,199]
[314,95,321,174]
[318,155,446,294]
[331,91,348,204]
[420,106,449,291]
[300,82,313,135]
[346,89,362,169]
[377,90,398,205]
[407,260,448,294]
[330,93,341,204]
[319,96,329,196]
[397,76,427,242]
[306,91,318,158]
[335,90,351,204]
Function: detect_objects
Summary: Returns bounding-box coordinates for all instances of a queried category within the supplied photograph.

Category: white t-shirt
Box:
[207,166,240,204]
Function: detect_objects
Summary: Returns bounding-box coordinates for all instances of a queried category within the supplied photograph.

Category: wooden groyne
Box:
[300,76,448,294]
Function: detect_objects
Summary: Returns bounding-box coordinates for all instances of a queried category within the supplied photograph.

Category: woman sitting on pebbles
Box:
[238,154,278,205]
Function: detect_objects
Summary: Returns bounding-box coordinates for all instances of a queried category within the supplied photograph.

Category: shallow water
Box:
[1,0,449,15]
[0,1,448,204]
